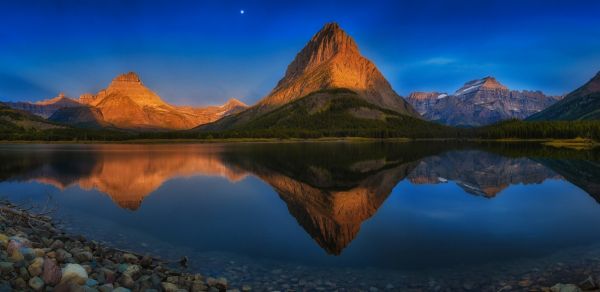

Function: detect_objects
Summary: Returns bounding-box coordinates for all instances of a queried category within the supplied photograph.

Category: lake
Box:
[0,142,599,290]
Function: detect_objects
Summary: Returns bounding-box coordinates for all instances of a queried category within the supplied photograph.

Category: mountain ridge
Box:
[50,72,249,130]
[407,77,562,126]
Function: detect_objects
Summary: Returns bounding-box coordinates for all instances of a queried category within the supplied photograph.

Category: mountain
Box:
[527,71,600,121]
[203,88,450,137]
[201,22,420,131]
[0,102,64,134]
[53,72,248,130]
[407,77,561,126]
[48,106,108,128]
[5,93,83,118]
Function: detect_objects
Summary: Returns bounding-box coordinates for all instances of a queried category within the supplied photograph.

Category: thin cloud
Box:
[422,57,457,66]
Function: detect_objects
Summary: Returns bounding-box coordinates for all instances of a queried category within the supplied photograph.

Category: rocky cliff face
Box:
[5,93,83,118]
[202,22,419,130]
[59,72,249,130]
[528,71,600,121]
[407,77,561,126]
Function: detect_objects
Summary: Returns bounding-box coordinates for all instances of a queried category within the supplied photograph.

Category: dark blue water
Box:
[0,142,599,289]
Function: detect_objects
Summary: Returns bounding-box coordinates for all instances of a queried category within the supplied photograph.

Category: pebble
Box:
[551,283,582,292]
[162,282,179,292]
[27,257,44,277]
[28,276,44,291]
[61,263,89,285]
[0,261,14,274]
[42,258,62,285]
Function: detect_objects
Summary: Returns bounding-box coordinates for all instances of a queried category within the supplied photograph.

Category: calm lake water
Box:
[1,142,599,290]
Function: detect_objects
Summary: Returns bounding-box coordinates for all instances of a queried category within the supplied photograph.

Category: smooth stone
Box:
[50,240,65,250]
[61,263,88,285]
[119,274,135,289]
[551,284,582,292]
[28,276,44,291]
[20,247,36,260]
[0,233,8,248]
[75,251,94,262]
[19,266,29,279]
[14,277,27,289]
[0,262,14,274]
[241,285,252,291]
[122,253,138,264]
[207,277,228,289]
[42,258,62,285]
[7,236,30,255]
[140,255,152,267]
[113,287,131,292]
[122,264,141,279]
[28,257,44,277]
[98,284,114,292]
[579,276,596,290]
[86,278,99,287]
[33,248,45,257]
[117,263,129,273]
[101,268,116,284]
[9,250,24,262]
[56,249,73,262]
[162,282,179,292]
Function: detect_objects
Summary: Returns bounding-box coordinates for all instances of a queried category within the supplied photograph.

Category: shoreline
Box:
[1,201,600,291]
[0,137,597,147]
[0,201,239,291]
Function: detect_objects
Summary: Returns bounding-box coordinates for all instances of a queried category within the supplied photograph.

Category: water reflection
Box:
[0,142,599,257]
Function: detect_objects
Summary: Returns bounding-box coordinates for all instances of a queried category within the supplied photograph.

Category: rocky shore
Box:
[2,199,600,292]
[0,201,242,292]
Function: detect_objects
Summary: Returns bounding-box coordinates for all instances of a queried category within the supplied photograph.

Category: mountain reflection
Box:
[0,143,598,255]
[408,150,561,197]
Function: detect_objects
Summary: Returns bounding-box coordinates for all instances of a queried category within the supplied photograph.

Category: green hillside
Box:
[0,102,63,132]
[528,72,600,121]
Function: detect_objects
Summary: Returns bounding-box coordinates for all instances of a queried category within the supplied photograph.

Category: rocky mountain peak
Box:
[223,98,247,108]
[35,93,68,105]
[480,76,507,89]
[454,76,508,95]
[112,72,142,84]
[247,22,419,118]
[281,22,359,83]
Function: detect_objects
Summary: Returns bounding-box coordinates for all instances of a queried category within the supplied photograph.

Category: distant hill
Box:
[200,22,420,132]
[5,93,83,118]
[0,102,63,133]
[407,77,561,126]
[527,71,600,121]
[48,106,108,129]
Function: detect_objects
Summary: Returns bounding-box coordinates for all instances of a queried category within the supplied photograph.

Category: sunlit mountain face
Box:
[0,142,598,256]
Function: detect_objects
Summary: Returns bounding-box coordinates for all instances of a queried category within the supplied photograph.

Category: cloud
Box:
[422,57,457,66]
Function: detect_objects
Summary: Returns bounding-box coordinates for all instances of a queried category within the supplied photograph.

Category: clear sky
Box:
[1,0,600,106]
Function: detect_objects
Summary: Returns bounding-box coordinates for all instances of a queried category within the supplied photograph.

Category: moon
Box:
[240,9,245,15]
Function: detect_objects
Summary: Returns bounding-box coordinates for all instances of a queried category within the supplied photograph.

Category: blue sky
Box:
[1,0,600,105]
